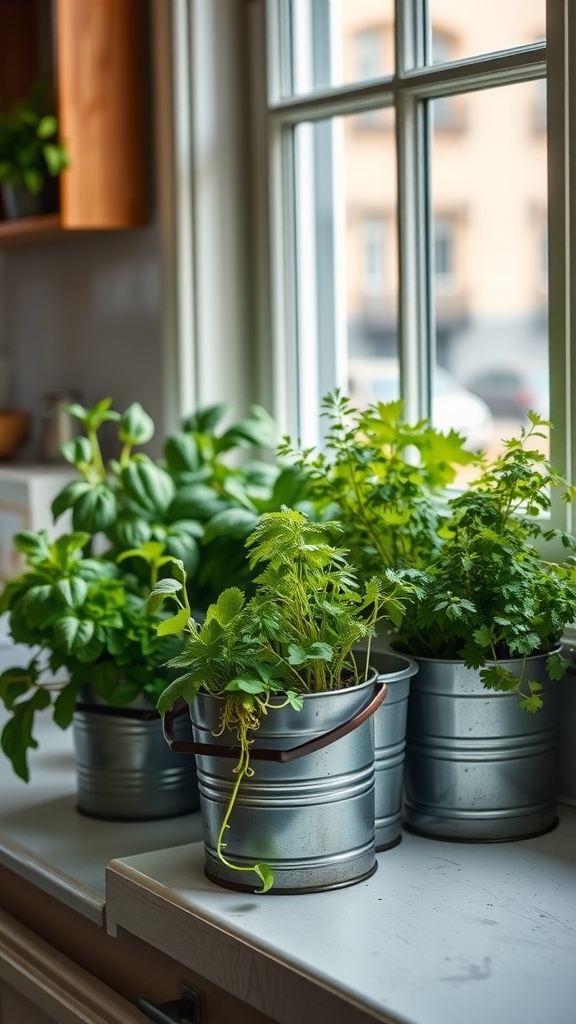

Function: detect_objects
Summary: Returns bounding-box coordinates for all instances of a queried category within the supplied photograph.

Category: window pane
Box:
[430,81,548,458]
[286,0,394,98]
[425,0,545,66]
[292,109,397,437]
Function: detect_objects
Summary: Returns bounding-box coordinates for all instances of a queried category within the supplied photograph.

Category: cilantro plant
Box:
[0,535,180,781]
[151,508,412,892]
[281,391,478,577]
[395,413,576,710]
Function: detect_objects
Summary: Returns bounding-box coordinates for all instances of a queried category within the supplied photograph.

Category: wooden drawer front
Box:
[0,908,142,1024]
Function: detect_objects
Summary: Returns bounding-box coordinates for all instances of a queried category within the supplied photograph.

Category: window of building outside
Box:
[353,27,391,129]
[362,215,387,296]
[430,30,457,130]
[262,0,573,536]
[433,215,456,290]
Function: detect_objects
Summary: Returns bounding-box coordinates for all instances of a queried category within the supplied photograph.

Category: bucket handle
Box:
[162,680,388,764]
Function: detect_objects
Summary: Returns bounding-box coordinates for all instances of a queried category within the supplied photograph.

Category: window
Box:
[430,30,460,130]
[355,28,383,82]
[361,215,387,296]
[433,215,456,289]
[261,0,567,515]
[352,27,392,129]
[179,2,570,545]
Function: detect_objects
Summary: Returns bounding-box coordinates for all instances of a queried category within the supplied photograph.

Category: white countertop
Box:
[0,704,575,1024]
[105,812,576,1024]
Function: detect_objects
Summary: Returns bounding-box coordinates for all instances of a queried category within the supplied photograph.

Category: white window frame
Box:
[258,0,573,545]
[159,0,574,548]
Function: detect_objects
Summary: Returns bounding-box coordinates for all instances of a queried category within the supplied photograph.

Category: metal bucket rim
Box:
[370,650,419,680]
[163,670,385,762]
[391,645,561,669]
[196,668,379,707]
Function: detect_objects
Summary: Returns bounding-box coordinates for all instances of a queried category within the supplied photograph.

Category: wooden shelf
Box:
[0,0,149,244]
[0,214,142,247]
[0,214,61,246]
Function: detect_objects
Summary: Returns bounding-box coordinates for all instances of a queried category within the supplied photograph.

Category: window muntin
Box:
[282,0,394,98]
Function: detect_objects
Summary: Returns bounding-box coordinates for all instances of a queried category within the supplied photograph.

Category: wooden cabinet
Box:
[0,908,143,1024]
[0,866,277,1024]
[0,0,149,245]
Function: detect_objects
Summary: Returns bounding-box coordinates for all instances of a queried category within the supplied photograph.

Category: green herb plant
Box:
[0,77,69,196]
[280,390,479,577]
[52,397,204,576]
[0,396,308,783]
[395,412,576,709]
[151,508,412,893]
[54,399,309,608]
[0,534,179,781]
[161,401,310,605]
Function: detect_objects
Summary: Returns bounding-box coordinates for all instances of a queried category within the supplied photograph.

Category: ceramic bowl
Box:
[0,409,30,459]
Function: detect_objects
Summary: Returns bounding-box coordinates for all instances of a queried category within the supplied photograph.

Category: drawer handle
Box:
[137,991,201,1023]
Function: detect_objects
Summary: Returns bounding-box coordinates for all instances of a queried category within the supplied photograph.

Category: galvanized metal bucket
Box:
[163,673,386,893]
[73,692,200,821]
[403,654,562,841]
[370,651,418,850]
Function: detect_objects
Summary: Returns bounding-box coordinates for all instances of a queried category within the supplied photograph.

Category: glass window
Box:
[355,28,384,81]
[289,110,397,441]
[430,82,548,455]
[284,0,394,98]
[266,0,558,485]
[362,215,387,295]
[430,32,462,131]
[433,215,456,288]
[425,1,545,64]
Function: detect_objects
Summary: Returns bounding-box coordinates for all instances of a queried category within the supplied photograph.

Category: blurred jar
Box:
[38,391,82,462]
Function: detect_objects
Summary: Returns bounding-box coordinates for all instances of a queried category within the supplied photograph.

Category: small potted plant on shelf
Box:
[152,508,412,894]
[389,412,576,841]
[0,396,302,818]
[0,77,70,220]
[281,391,478,850]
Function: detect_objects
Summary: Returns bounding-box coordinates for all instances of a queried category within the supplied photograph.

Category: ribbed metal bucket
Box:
[403,654,562,840]
[73,696,200,821]
[190,674,380,893]
[371,651,418,851]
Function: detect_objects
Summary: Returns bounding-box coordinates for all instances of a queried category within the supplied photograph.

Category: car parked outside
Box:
[347,358,494,451]
[466,367,549,419]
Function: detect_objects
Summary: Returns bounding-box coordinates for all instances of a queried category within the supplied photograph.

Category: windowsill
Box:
[0,706,575,1024]
[106,813,576,1024]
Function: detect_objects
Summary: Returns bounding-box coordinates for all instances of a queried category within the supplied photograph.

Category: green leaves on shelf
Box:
[0,77,70,197]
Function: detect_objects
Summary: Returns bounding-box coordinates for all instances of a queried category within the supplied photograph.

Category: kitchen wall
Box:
[0,226,165,460]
